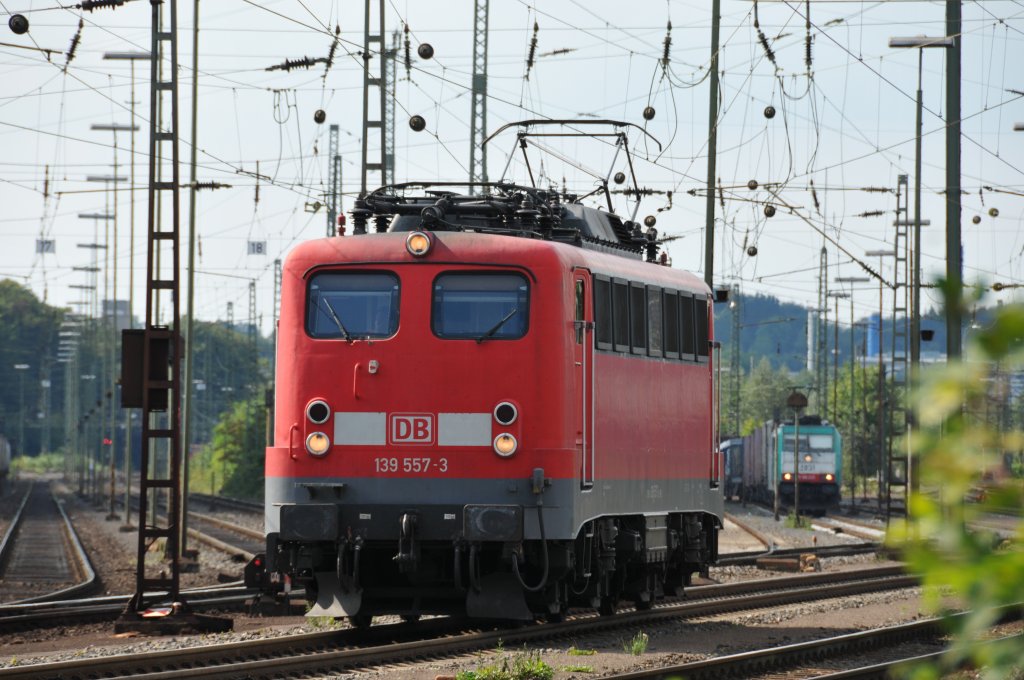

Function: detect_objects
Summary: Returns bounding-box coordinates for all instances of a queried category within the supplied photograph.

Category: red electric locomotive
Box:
[258,122,723,624]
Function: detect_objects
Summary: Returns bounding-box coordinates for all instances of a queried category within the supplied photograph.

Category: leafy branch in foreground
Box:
[890,293,1024,679]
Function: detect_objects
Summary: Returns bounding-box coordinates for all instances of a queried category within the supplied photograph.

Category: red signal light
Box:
[103,437,113,445]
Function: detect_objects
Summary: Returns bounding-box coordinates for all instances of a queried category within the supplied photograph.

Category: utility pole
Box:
[327,124,340,236]
[828,291,850,424]
[385,30,398,187]
[816,247,828,415]
[945,0,962,360]
[359,0,387,197]
[102,51,151,534]
[181,0,202,565]
[703,0,721,289]
[116,0,229,634]
[729,284,741,436]
[468,0,490,192]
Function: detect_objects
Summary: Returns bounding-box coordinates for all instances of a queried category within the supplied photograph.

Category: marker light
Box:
[494,401,518,425]
[825,473,834,481]
[783,472,793,481]
[493,433,518,457]
[406,231,433,257]
[307,400,330,424]
[306,432,331,456]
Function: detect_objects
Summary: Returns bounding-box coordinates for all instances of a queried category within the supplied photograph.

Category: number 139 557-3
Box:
[374,457,448,474]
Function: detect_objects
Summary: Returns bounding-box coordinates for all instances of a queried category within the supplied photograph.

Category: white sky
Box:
[1,0,1023,335]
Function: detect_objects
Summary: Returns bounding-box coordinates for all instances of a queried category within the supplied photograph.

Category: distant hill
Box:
[714,292,950,373]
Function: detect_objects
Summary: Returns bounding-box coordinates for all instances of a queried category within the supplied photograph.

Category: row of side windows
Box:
[593,276,709,360]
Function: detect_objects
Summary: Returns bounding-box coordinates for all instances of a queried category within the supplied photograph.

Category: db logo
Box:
[389,413,435,445]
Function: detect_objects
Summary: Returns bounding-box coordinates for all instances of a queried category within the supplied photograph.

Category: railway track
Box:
[189,492,263,515]
[0,482,96,604]
[0,565,917,679]
[600,609,1022,679]
[187,510,264,562]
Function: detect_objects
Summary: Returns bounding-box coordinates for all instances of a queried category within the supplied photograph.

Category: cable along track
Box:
[0,565,916,679]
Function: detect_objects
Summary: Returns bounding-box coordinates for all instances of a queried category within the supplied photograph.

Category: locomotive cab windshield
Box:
[307,272,400,340]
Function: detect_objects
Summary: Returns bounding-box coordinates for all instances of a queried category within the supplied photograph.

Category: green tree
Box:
[738,357,799,434]
[0,280,64,456]
[191,396,266,500]
[892,298,1024,678]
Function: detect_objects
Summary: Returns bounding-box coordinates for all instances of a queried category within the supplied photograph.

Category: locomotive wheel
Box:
[597,597,618,616]
[348,614,373,629]
[634,595,654,611]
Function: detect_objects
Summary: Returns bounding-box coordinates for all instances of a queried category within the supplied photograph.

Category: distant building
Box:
[102,299,131,332]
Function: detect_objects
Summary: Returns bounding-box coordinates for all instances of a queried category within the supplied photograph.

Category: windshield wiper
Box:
[320,297,352,342]
[476,307,518,344]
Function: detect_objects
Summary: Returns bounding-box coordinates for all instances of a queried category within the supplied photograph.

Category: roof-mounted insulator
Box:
[266,56,324,72]
[78,0,125,11]
[189,181,232,190]
[717,177,726,211]
[855,210,885,218]
[810,179,820,215]
[64,19,83,72]
[525,21,538,81]
[661,20,672,73]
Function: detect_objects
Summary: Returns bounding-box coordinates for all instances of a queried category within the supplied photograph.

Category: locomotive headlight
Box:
[494,401,518,425]
[406,231,433,257]
[825,473,834,481]
[307,400,330,424]
[493,433,517,457]
[783,472,793,481]
[306,432,331,456]
[803,454,813,463]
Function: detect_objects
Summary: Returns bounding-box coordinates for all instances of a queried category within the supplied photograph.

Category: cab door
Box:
[573,270,595,489]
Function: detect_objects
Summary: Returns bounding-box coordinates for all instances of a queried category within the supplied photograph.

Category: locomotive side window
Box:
[306,272,400,339]
[611,280,630,352]
[594,278,613,349]
[629,283,646,355]
[432,272,529,340]
[647,286,663,357]
[663,290,680,359]
[680,294,696,357]
[574,280,585,344]
[695,297,709,358]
